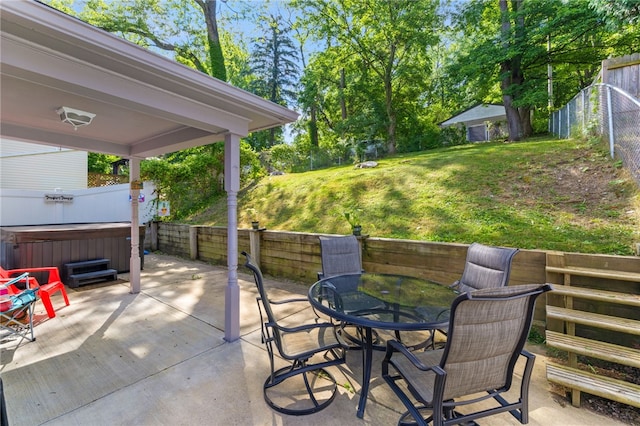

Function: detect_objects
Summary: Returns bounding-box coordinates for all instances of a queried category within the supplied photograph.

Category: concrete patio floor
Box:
[0,253,624,425]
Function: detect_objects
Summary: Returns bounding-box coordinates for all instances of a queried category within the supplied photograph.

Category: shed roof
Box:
[440,104,506,127]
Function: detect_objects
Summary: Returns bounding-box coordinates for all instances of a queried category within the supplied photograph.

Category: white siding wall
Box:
[0,182,157,226]
[0,140,87,190]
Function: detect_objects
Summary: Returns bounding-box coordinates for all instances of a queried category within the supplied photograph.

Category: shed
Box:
[440,104,507,142]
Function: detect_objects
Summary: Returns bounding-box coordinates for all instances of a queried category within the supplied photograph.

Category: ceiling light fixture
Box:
[56,106,96,130]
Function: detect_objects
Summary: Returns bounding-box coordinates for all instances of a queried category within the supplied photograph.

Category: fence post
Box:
[189,226,198,260]
[606,86,615,159]
[150,221,158,251]
[581,89,586,134]
[559,108,562,138]
[567,101,572,138]
[249,228,265,267]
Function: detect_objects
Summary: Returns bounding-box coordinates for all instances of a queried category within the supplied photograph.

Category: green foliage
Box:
[397,121,442,152]
[268,143,298,172]
[446,0,640,139]
[588,0,640,27]
[343,209,362,227]
[439,126,467,147]
[188,136,640,256]
[87,153,120,174]
[141,141,264,220]
[293,0,442,154]
[245,127,286,152]
[48,0,229,79]
[528,327,546,344]
[208,37,227,81]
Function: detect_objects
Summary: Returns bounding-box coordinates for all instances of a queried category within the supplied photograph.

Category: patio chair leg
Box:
[39,281,70,319]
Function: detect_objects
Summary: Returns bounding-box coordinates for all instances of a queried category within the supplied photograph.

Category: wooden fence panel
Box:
[604,53,640,98]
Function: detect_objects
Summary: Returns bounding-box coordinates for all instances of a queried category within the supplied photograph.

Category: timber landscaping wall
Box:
[154,223,554,325]
[154,223,549,285]
[153,223,639,339]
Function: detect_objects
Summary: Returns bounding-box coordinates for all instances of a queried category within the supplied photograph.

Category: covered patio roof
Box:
[0,1,298,342]
[0,1,298,157]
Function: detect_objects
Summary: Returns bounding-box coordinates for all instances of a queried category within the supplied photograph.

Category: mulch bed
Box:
[547,355,640,425]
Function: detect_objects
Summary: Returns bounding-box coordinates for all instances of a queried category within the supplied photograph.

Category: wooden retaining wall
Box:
[155,223,552,324]
[156,222,640,409]
[156,223,549,284]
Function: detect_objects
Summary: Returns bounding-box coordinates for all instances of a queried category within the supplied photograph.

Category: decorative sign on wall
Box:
[128,193,145,202]
[157,201,170,217]
[44,193,74,203]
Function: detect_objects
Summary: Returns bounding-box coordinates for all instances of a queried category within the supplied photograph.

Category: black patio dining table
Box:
[308,273,459,418]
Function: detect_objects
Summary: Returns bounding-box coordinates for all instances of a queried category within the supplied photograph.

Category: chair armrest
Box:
[270,297,308,305]
[384,339,444,374]
[1,273,38,292]
[6,267,61,284]
[272,320,336,335]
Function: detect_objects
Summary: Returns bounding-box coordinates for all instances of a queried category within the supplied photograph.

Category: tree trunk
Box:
[200,0,227,81]
[385,46,397,154]
[340,68,347,120]
[520,107,533,137]
[499,0,525,141]
[502,90,524,141]
[309,105,319,147]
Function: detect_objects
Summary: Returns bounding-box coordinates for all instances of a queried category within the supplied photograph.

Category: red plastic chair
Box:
[0,266,69,319]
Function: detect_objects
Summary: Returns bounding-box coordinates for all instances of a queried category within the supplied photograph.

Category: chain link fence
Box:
[550,83,640,186]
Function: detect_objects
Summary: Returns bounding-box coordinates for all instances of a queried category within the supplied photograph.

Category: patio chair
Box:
[0,273,38,342]
[318,235,385,348]
[318,235,364,280]
[451,243,520,293]
[382,283,552,426]
[1,265,69,319]
[241,252,347,415]
[421,243,520,349]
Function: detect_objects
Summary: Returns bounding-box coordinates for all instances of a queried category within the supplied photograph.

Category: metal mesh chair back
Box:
[456,243,519,293]
[439,284,546,400]
[319,235,362,279]
[382,283,552,426]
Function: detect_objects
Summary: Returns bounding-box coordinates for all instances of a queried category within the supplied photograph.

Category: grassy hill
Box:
[186,136,640,256]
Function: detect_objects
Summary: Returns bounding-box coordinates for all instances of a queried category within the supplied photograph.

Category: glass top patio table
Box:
[308,273,458,418]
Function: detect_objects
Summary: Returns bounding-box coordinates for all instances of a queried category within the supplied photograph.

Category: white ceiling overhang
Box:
[0,1,298,158]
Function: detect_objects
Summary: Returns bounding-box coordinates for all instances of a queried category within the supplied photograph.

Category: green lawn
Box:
[186,136,640,256]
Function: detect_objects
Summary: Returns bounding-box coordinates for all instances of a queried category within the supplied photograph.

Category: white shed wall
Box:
[0,182,156,226]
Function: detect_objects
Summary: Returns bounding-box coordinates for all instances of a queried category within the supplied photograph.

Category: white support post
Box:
[129,158,141,294]
[224,133,241,342]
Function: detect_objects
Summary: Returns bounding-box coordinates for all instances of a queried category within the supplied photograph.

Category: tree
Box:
[88,153,120,174]
[499,0,528,140]
[589,0,640,26]
[294,0,441,154]
[248,13,300,148]
[446,0,640,140]
[47,0,227,80]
